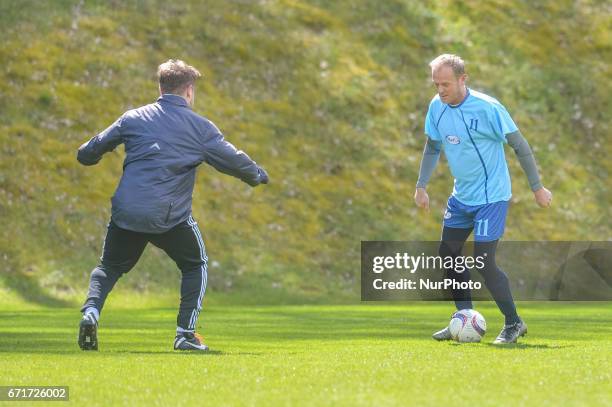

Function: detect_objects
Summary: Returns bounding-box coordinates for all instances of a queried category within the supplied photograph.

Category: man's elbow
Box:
[76,149,100,166]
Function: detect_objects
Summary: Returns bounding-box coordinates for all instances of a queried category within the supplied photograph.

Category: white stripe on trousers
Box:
[190,216,208,329]
[187,216,208,330]
[99,221,111,262]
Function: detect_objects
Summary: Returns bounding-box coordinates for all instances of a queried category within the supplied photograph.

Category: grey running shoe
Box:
[78,314,98,351]
[432,326,453,341]
[174,332,209,351]
[493,319,528,344]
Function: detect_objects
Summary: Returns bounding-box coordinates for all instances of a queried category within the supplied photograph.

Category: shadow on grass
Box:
[0,332,79,354]
[1,272,74,308]
[0,332,259,356]
[108,350,263,356]
[447,342,572,350]
[110,349,229,356]
[483,343,572,350]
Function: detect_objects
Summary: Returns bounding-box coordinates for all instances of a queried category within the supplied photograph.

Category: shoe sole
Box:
[78,321,98,351]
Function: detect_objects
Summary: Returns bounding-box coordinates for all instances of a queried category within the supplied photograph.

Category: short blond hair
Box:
[157,59,202,94]
[429,54,466,77]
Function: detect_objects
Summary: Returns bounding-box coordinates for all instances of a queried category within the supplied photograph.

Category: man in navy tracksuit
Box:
[76,59,268,351]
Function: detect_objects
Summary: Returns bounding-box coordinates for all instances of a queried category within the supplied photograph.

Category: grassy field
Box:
[0,301,610,406]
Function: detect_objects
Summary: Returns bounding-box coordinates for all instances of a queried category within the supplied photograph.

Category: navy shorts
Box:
[443,196,509,241]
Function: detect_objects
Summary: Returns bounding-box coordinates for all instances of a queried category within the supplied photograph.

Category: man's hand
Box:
[257,166,269,184]
[414,187,430,210]
[534,186,552,208]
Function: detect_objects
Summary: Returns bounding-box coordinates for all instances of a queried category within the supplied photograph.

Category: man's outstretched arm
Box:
[77,117,124,166]
[414,137,442,210]
[201,129,268,187]
[506,130,552,207]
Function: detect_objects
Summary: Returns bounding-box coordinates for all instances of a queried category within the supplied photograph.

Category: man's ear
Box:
[185,84,195,106]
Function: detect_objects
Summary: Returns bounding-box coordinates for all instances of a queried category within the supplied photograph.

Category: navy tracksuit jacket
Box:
[77,94,265,233]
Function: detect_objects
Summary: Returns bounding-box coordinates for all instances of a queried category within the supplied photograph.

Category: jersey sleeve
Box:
[424,101,442,141]
[490,102,518,142]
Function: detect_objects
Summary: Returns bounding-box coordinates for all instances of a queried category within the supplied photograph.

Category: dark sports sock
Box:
[440,227,473,310]
[474,240,520,325]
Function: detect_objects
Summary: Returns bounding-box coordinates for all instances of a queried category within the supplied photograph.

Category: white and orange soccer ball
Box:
[448,309,487,342]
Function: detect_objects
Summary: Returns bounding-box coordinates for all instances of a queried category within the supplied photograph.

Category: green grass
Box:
[1,302,610,406]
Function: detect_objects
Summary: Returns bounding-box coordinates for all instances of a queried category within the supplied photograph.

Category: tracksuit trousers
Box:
[81,215,208,332]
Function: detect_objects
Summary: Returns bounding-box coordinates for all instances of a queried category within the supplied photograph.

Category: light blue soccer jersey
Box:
[424,88,518,205]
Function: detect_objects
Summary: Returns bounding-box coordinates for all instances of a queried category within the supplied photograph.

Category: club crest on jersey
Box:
[446,135,460,145]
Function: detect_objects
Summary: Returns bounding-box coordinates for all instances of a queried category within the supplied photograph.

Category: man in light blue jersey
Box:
[414,54,553,344]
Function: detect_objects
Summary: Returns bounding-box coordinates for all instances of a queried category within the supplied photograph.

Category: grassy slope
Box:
[0,302,610,406]
[0,0,610,301]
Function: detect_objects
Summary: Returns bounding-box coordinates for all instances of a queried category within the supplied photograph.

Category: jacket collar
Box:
[157,94,190,107]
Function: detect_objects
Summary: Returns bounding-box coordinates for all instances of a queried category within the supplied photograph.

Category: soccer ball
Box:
[448,309,486,342]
